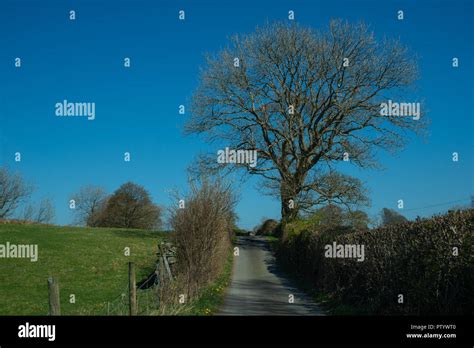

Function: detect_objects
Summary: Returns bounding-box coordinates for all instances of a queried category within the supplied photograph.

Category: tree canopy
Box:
[187,20,426,221]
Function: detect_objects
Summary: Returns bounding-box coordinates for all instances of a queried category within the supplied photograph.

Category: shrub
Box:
[277,209,474,315]
[169,179,235,299]
[256,219,279,236]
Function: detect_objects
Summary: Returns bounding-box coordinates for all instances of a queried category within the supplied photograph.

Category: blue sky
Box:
[1,0,473,229]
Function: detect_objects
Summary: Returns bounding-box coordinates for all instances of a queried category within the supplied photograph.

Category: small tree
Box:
[307,204,369,229]
[0,167,32,219]
[96,182,161,230]
[22,198,55,224]
[345,209,370,230]
[35,198,55,224]
[70,185,108,226]
[256,219,279,236]
[21,204,35,222]
[381,208,408,226]
[313,204,345,227]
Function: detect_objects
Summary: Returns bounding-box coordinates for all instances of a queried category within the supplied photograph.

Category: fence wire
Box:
[103,253,174,316]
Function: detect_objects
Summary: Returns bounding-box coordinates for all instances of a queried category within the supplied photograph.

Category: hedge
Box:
[277,209,474,314]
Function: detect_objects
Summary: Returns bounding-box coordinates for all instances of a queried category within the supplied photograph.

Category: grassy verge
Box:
[264,235,279,251]
[181,248,234,315]
[0,223,166,315]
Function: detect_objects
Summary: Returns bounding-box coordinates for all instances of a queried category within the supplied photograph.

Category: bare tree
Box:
[70,185,107,226]
[21,199,55,224]
[0,167,33,219]
[35,198,55,224]
[21,204,35,222]
[186,20,426,222]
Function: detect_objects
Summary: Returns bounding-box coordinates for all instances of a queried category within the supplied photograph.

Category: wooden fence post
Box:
[158,244,165,285]
[47,277,61,316]
[128,262,137,316]
[162,251,174,281]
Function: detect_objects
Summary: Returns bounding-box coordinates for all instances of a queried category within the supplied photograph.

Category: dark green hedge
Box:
[277,210,474,315]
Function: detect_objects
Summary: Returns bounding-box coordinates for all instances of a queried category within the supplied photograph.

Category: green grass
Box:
[0,223,166,315]
[264,235,280,252]
[264,235,279,243]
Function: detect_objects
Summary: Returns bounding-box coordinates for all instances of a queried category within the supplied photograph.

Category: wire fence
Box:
[102,273,159,316]
[100,242,176,316]
[46,242,177,316]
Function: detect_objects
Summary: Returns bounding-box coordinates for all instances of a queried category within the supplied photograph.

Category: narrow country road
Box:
[218,236,325,315]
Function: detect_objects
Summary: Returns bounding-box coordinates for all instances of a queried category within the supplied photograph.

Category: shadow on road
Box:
[219,236,325,316]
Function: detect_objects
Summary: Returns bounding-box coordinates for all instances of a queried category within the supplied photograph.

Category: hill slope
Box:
[0,223,165,315]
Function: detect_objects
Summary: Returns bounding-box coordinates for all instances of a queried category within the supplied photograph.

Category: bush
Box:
[169,179,235,299]
[256,219,279,236]
[277,209,474,315]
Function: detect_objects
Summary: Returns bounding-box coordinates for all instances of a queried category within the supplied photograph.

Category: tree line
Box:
[0,167,161,229]
[70,182,161,230]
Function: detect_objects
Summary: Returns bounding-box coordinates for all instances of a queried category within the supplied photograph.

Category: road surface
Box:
[218,236,325,315]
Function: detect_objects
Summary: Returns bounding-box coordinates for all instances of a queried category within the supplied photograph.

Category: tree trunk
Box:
[280,183,299,223]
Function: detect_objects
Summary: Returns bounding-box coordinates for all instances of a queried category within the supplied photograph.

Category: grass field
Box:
[0,223,166,315]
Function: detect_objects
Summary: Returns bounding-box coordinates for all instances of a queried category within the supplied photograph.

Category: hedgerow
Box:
[277,209,474,314]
